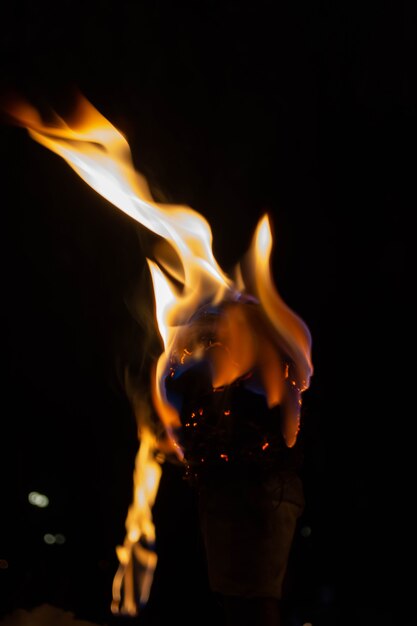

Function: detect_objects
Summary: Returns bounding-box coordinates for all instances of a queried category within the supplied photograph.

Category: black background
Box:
[0,2,415,625]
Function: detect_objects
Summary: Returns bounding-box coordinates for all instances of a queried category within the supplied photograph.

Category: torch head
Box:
[163,297,303,481]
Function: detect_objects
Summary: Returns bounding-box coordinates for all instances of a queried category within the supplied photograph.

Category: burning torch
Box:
[6,93,313,625]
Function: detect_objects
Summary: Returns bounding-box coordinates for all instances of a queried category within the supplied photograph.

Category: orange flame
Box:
[7,93,313,614]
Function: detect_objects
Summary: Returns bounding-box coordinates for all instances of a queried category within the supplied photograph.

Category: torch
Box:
[161,295,309,626]
[7,93,313,625]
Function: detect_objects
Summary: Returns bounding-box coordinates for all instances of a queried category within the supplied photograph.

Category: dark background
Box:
[0,2,415,625]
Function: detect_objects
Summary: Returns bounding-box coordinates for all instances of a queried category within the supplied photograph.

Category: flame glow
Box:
[8,93,313,614]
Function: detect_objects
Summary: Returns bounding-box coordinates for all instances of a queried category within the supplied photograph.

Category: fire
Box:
[7,93,313,614]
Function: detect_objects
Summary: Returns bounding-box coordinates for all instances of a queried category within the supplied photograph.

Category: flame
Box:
[7,93,313,613]
[112,425,161,614]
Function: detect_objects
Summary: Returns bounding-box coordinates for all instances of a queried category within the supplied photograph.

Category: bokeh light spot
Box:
[28,491,49,508]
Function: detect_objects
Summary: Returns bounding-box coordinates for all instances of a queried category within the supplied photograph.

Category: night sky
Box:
[1,2,415,625]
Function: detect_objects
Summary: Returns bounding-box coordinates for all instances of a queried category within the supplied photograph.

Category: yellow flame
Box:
[8,93,313,612]
[240,214,313,446]
[112,426,161,614]
[9,95,234,438]
[247,214,313,391]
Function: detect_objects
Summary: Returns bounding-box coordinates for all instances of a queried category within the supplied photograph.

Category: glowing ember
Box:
[8,93,313,615]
